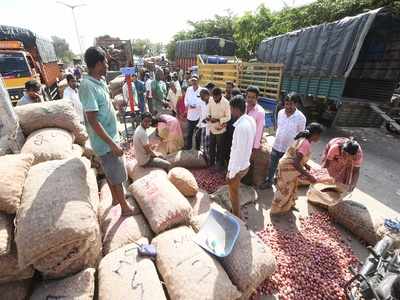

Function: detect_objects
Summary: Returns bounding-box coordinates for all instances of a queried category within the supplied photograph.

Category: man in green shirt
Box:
[79,46,134,216]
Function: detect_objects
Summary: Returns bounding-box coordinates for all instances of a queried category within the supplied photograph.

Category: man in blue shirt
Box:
[133,73,146,113]
[79,46,134,216]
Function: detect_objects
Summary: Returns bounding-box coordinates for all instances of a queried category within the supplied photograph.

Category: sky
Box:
[1,0,315,54]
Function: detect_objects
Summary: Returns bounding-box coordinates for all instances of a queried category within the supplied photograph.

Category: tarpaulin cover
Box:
[176,38,235,59]
[0,25,58,63]
[256,8,397,79]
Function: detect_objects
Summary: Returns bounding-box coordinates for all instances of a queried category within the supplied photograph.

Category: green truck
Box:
[257,7,400,131]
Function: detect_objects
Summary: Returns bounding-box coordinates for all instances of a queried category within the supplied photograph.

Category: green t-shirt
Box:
[79,75,120,156]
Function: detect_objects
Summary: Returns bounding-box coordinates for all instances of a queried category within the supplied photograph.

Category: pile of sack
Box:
[0,100,277,300]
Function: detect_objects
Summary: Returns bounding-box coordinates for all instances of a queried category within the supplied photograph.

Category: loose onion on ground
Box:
[190,168,226,193]
[252,212,360,300]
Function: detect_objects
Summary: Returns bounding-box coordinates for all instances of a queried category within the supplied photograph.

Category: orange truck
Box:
[0,25,61,105]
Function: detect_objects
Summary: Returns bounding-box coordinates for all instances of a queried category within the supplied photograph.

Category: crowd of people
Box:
[15,45,364,219]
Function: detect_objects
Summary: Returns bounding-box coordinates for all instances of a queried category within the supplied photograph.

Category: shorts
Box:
[99,152,127,185]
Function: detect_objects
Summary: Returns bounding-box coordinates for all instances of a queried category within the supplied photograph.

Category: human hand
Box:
[307,174,317,184]
[111,143,124,157]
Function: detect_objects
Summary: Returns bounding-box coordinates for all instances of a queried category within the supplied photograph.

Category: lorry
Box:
[94,36,133,71]
[175,37,236,71]
[0,25,61,105]
[256,7,400,130]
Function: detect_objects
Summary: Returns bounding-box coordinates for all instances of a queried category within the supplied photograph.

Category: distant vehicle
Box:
[175,37,236,71]
[95,36,133,71]
[0,25,61,105]
[257,7,400,128]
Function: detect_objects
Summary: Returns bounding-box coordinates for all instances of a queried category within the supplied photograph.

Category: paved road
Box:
[310,126,400,212]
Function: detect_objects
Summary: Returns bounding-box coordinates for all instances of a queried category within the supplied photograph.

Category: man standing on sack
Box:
[79,46,135,216]
[260,92,306,189]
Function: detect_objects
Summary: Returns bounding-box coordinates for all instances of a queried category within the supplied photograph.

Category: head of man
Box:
[25,80,41,100]
[155,68,164,81]
[225,81,234,95]
[284,92,300,116]
[246,86,260,108]
[66,74,77,89]
[230,95,246,119]
[84,47,108,77]
[185,72,191,80]
[169,81,177,93]
[212,87,223,103]
[141,112,153,129]
[231,87,242,98]
[191,75,199,89]
[132,73,138,82]
[200,88,210,103]
[205,82,216,93]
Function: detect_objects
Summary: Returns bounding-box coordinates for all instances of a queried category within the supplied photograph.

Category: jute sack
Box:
[0,279,32,300]
[166,150,207,169]
[109,76,124,98]
[30,268,95,300]
[0,153,34,214]
[307,183,346,208]
[0,243,34,283]
[0,213,12,256]
[21,128,75,165]
[126,158,167,182]
[191,205,276,300]
[251,144,271,187]
[210,184,258,211]
[129,172,192,234]
[188,189,212,216]
[101,205,153,255]
[152,226,241,300]
[14,100,88,145]
[328,192,400,246]
[168,167,199,197]
[15,158,100,275]
[98,238,166,300]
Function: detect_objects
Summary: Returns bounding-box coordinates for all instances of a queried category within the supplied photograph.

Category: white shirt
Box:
[273,109,306,153]
[184,86,202,121]
[197,100,209,133]
[145,79,152,98]
[122,82,138,107]
[174,80,181,92]
[167,88,181,112]
[228,114,256,179]
[63,86,84,124]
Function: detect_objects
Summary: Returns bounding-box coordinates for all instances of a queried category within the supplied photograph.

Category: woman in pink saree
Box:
[152,114,184,154]
[321,137,363,191]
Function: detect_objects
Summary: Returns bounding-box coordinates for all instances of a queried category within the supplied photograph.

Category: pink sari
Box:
[157,114,184,154]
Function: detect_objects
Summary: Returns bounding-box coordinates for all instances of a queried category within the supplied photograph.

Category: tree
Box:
[132,39,164,57]
[51,36,74,63]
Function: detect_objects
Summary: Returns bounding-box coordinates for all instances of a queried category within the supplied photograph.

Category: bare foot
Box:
[121,205,135,216]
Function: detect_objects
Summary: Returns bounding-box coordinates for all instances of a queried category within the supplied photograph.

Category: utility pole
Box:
[56,1,86,63]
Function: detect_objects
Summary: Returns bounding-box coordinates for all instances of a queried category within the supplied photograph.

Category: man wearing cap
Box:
[184,74,202,149]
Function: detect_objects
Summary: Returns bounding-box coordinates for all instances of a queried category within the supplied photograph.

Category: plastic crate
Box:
[259,97,277,128]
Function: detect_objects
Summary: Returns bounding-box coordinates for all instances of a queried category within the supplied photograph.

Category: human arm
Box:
[219,101,231,124]
[253,111,265,149]
[349,167,360,191]
[293,152,316,183]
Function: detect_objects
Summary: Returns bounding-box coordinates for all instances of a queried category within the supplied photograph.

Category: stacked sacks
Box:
[126,158,167,182]
[98,239,167,300]
[168,167,199,197]
[152,226,242,300]
[251,134,272,186]
[15,157,101,278]
[0,279,32,300]
[109,76,125,98]
[210,183,258,211]
[30,268,95,300]
[166,150,207,168]
[14,100,88,145]
[129,171,192,234]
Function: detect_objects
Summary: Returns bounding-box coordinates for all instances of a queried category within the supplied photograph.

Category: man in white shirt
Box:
[198,88,210,161]
[122,75,138,110]
[166,81,181,115]
[145,72,153,113]
[63,74,85,124]
[260,92,306,189]
[184,74,202,149]
[227,95,256,218]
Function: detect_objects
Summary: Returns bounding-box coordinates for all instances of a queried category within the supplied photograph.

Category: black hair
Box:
[200,88,210,97]
[294,122,324,140]
[246,85,260,96]
[141,112,153,122]
[181,86,188,92]
[151,117,159,127]
[66,74,75,82]
[226,81,235,87]
[84,46,106,69]
[231,87,242,97]
[205,82,216,90]
[25,79,41,91]
[343,138,360,155]
[230,95,246,114]
[212,87,223,96]
[285,92,301,104]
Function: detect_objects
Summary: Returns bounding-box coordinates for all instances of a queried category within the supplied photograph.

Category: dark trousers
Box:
[223,118,236,165]
[186,119,200,150]
[266,148,285,184]
[209,133,225,166]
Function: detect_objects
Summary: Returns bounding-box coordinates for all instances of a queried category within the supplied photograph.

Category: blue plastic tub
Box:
[258,97,278,128]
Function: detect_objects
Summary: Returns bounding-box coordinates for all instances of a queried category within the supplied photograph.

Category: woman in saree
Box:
[151,67,167,113]
[271,123,324,215]
[152,114,184,154]
[321,137,363,191]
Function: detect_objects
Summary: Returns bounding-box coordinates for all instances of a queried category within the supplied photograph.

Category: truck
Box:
[94,36,133,71]
[256,7,400,129]
[0,25,61,105]
[175,37,236,71]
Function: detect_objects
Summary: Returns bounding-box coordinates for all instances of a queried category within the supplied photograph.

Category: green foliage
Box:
[167,0,400,61]
[51,36,75,64]
[132,39,164,57]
